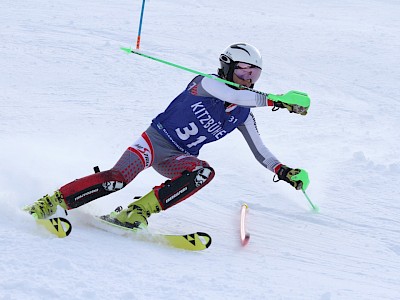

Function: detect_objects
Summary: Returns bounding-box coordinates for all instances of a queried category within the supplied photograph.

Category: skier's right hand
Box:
[274,165,310,190]
[273,101,308,115]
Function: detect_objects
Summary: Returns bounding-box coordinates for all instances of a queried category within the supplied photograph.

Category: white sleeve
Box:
[237,112,281,173]
[200,76,267,107]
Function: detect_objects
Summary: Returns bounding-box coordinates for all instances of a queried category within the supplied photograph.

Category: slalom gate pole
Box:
[120,47,311,108]
[240,203,250,246]
[136,0,146,49]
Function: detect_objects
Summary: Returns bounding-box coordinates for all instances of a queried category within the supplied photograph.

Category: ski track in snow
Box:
[1,0,400,299]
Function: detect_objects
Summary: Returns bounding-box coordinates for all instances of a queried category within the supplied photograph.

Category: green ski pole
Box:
[120,47,311,109]
[292,169,318,212]
[302,190,319,212]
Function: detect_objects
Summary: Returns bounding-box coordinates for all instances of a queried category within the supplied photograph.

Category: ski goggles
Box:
[234,62,262,83]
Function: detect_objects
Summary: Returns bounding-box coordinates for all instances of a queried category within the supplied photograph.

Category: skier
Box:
[25,43,310,229]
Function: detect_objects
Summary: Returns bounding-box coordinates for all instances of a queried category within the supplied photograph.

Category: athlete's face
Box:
[233,72,252,87]
[232,62,261,88]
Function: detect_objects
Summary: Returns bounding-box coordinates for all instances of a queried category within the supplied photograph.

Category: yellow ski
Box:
[33,214,72,238]
[96,214,211,251]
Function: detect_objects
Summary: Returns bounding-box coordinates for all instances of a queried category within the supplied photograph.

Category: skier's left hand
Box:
[274,165,310,190]
[273,101,308,115]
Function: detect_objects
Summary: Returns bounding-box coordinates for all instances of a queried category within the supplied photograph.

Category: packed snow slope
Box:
[1,0,399,299]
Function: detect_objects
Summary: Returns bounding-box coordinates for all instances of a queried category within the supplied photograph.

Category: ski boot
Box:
[113,190,162,229]
[24,190,67,219]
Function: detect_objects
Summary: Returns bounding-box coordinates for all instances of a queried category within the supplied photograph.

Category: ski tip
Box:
[167,232,212,251]
[57,217,72,237]
[36,217,72,238]
[196,232,212,249]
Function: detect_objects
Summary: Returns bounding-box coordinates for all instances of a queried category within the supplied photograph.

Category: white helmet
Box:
[218,43,262,87]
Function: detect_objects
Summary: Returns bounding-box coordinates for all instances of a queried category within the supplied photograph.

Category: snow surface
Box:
[1,0,400,299]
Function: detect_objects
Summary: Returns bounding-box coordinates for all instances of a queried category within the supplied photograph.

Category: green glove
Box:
[275,165,310,190]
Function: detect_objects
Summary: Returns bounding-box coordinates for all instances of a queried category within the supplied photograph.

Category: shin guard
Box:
[60,170,126,209]
[154,167,215,210]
